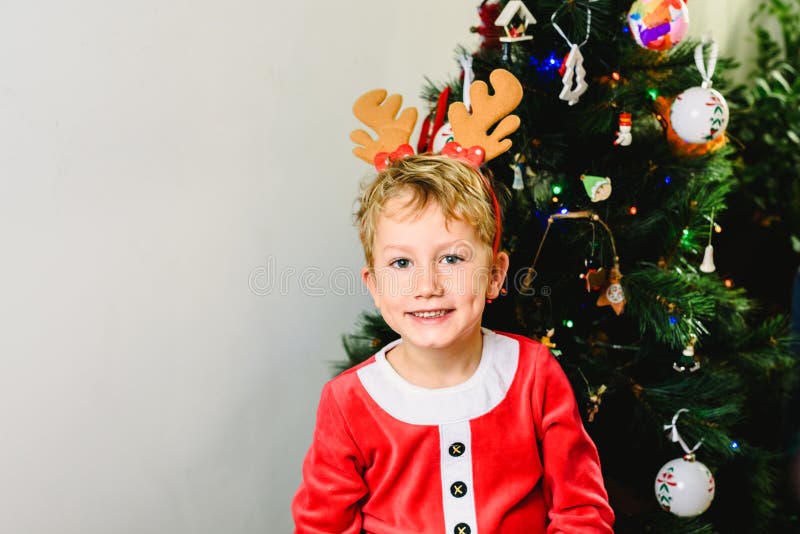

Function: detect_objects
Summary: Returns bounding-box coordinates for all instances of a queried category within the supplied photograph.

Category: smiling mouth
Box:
[408,310,452,318]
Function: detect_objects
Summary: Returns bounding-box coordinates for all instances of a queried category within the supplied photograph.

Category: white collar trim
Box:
[356,328,519,425]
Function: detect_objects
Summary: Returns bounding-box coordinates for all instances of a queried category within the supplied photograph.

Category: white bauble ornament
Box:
[655,456,715,517]
[431,123,454,154]
[670,86,729,144]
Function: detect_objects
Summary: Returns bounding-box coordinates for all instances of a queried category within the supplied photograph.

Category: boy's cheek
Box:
[370,270,401,297]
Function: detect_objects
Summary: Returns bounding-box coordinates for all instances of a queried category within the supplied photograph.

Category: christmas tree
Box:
[341,1,798,531]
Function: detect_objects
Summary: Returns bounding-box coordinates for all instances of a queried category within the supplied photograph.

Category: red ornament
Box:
[557,52,571,77]
[472,2,504,50]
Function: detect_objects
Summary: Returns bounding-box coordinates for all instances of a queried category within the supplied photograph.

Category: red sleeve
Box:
[535,346,615,533]
[292,382,368,534]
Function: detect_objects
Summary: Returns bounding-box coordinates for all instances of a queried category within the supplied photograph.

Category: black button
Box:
[450,481,467,498]
[454,523,471,534]
[449,442,465,457]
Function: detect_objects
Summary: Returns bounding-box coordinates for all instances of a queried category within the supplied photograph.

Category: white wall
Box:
[0,1,759,533]
[687,0,763,82]
[0,1,477,533]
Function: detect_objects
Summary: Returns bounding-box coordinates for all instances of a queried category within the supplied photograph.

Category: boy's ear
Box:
[361,266,380,308]
[487,251,510,299]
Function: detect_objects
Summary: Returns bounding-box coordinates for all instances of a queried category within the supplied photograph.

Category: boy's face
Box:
[361,190,509,353]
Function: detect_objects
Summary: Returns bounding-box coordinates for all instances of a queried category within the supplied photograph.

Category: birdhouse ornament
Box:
[494,1,537,42]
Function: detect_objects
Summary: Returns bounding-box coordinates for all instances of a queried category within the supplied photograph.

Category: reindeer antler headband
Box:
[350,69,524,256]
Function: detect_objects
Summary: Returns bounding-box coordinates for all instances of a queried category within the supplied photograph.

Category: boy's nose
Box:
[414,264,445,298]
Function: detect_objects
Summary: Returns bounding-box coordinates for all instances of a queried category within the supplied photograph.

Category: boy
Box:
[292,155,615,533]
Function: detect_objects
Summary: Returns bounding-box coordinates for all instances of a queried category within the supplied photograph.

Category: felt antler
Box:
[350,89,418,163]
[448,69,523,161]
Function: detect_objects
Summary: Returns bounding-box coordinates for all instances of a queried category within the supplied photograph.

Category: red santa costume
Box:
[292,328,615,533]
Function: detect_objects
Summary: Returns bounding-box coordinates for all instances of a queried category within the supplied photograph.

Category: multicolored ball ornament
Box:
[671,87,729,144]
[627,0,690,51]
[655,409,716,517]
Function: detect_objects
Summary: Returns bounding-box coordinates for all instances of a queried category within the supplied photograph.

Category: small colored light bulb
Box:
[730,441,739,450]
[559,207,568,214]
[564,320,574,328]
[664,176,672,184]
[714,224,722,233]
[647,88,659,100]
[669,316,678,325]
[724,279,734,288]
[629,206,638,215]
[552,185,563,195]
[611,72,621,81]
[552,196,559,203]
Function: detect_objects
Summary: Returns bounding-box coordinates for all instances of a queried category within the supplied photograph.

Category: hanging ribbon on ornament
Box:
[551,1,592,105]
[550,0,592,106]
[664,408,704,457]
[695,34,718,90]
[458,53,474,112]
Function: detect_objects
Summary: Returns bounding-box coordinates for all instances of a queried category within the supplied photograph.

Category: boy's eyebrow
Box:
[382,240,469,252]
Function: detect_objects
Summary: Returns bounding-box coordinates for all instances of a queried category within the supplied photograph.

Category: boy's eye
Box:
[390,258,411,269]
[442,255,464,265]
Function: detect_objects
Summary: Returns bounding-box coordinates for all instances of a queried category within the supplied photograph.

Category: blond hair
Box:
[356,155,500,268]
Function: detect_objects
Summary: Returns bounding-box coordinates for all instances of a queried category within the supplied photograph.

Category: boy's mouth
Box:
[408,309,452,318]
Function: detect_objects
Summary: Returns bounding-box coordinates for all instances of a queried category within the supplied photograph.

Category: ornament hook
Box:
[664,408,704,457]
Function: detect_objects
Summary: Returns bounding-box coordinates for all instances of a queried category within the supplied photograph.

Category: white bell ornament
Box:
[699,244,716,273]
